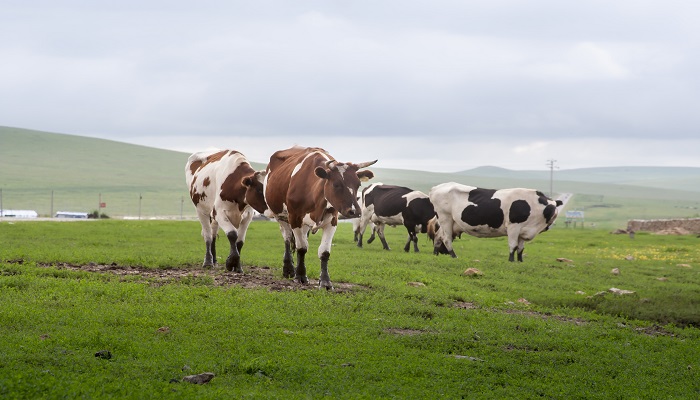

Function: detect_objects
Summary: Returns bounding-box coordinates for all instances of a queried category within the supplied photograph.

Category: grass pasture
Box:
[1,220,699,399]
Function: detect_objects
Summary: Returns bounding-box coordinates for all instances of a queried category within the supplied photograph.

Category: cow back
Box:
[265,147,331,216]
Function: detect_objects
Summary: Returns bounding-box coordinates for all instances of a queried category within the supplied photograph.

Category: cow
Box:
[263,146,376,289]
[428,182,563,261]
[186,149,268,272]
[355,183,436,252]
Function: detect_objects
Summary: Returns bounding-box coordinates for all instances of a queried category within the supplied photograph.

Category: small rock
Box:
[556,258,573,263]
[677,264,692,268]
[609,287,635,295]
[407,281,426,287]
[625,255,634,261]
[575,291,586,295]
[463,268,482,276]
[453,355,484,362]
[656,277,668,282]
[94,350,112,360]
[517,298,530,305]
[611,268,620,275]
[182,372,215,385]
[157,326,170,333]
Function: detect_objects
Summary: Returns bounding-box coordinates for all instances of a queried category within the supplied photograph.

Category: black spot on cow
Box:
[366,185,412,217]
[461,188,504,228]
[536,191,549,206]
[509,200,531,224]
[409,197,436,233]
[543,204,557,224]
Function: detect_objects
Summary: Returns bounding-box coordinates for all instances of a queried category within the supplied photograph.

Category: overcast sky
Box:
[2,1,700,172]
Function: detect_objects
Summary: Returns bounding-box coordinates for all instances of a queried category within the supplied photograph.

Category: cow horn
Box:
[355,160,378,169]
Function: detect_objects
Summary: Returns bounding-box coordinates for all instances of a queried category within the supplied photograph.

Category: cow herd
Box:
[186,146,563,290]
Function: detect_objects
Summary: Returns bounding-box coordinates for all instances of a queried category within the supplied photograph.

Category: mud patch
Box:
[33,262,360,293]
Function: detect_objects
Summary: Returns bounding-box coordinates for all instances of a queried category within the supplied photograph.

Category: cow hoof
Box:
[283,264,295,279]
[319,281,333,291]
[295,275,309,285]
[225,257,241,272]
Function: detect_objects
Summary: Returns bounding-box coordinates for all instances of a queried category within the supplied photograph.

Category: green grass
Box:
[1,220,699,398]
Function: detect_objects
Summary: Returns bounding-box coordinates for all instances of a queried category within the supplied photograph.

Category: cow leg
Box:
[404,227,419,252]
[375,224,390,250]
[507,230,524,262]
[224,230,242,272]
[367,224,377,244]
[404,232,420,253]
[317,223,336,290]
[292,225,311,284]
[277,222,296,278]
[517,238,526,262]
[319,251,332,290]
[283,240,295,278]
[217,209,250,273]
[295,248,308,284]
[197,211,216,268]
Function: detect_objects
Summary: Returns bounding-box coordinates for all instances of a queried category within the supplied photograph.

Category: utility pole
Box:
[546,159,558,197]
[139,193,142,220]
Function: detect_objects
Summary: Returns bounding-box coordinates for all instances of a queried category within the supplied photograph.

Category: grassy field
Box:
[3,126,700,230]
[1,220,698,399]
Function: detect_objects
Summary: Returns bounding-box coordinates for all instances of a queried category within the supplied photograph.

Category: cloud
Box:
[2,1,700,171]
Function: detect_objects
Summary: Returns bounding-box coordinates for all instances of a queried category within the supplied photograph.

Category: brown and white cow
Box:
[429,182,562,261]
[263,146,376,289]
[186,149,267,272]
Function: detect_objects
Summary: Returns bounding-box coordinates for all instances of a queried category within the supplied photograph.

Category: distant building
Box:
[54,211,89,219]
[1,210,38,218]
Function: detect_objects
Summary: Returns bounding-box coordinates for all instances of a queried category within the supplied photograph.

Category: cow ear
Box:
[242,175,254,187]
[556,200,563,206]
[315,167,330,179]
[357,170,374,182]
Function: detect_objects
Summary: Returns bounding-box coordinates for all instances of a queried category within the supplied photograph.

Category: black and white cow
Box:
[355,183,436,252]
[428,182,562,261]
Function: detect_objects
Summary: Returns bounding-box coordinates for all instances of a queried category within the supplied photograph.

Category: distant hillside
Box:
[2,126,700,228]
[457,166,700,193]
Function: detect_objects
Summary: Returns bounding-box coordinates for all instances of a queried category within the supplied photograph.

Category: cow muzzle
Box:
[342,208,360,219]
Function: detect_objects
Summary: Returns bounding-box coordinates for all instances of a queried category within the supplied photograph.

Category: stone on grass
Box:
[608,287,635,295]
[463,268,482,276]
[183,372,215,384]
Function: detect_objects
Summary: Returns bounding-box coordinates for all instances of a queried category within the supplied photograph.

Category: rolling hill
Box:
[2,126,700,229]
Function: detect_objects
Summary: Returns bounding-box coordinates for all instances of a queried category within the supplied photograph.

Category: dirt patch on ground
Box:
[34,262,360,293]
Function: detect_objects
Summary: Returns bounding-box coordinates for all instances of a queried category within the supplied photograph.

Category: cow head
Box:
[315,159,376,219]
[242,170,268,214]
